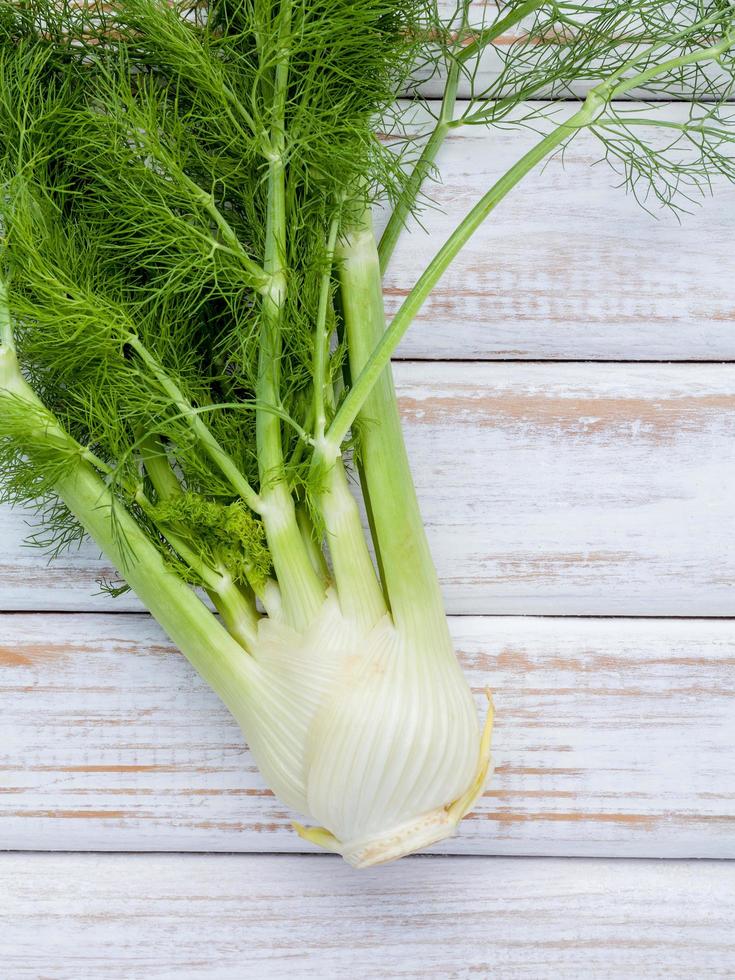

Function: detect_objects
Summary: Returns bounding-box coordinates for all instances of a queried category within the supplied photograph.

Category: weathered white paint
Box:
[1,853,733,979]
[379,102,735,360]
[399,362,735,615]
[3,363,735,615]
[2,612,733,856]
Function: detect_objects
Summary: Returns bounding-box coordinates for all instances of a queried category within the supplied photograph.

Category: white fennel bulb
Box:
[235,589,492,867]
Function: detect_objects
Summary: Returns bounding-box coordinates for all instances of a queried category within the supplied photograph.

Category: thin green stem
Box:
[256,0,324,629]
[326,96,599,449]
[609,34,735,98]
[379,125,448,274]
[221,83,260,141]
[328,28,735,448]
[314,447,387,630]
[460,11,734,128]
[295,502,330,585]
[455,0,547,66]
[595,116,732,140]
[257,0,291,483]
[258,8,290,459]
[139,433,183,501]
[127,335,261,512]
[4,368,256,703]
[138,438,259,649]
[378,0,478,271]
[459,69,573,126]
[209,575,260,651]
[181,173,270,291]
[313,213,340,438]
[601,12,733,92]
[290,401,314,469]
[80,447,115,475]
[381,0,545,269]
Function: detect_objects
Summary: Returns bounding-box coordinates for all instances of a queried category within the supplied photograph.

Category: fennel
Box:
[1,0,735,866]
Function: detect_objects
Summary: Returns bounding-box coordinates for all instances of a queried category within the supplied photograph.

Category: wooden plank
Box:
[380,102,735,360]
[3,362,735,616]
[399,362,735,615]
[1,853,734,978]
[2,612,734,856]
[0,510,139,612]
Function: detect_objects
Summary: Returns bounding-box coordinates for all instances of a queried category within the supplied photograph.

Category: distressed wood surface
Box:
[1,853,734,979]
[380,102,735,360]
[2,612,734,856]
[3,362,735,616]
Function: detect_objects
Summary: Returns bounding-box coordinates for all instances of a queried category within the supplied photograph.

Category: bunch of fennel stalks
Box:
[1,0,735,866]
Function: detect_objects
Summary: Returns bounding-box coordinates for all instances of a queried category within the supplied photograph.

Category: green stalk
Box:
[378,0,546,271]
[205,571,260,652]
[0,281,16,353]
[1,356,255,711]
[333,205,449,646]
[378,86,457,274]
[327,95,601,448]
[127,335,261,512]
[329,27,735,447]
[378,19,462,272]
[596,117,731,139]
[455,0,548,66]
[139,433,183,500]
[139,434,259,651]
[600,11,734,91]
[256,0,324,630]
[608,34,735,97]
[295,502,330,584]
[315,449,387,630]
[459,10,734,127]
[186,180,271,292]
[308,210,386,629]
[312,213,341,438]
[65,464,256,705]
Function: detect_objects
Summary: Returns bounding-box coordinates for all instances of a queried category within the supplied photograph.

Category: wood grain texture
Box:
[2,612,734,856]
[3,362,735,616]
[379,102,735,360]
[1,853,734,979]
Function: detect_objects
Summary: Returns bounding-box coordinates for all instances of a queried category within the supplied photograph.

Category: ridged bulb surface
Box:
[232,590,482,865]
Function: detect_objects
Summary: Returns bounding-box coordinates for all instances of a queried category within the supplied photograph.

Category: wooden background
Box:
[2,9,735,976]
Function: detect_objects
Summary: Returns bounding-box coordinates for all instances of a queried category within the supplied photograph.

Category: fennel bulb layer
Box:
[230,589,492,866]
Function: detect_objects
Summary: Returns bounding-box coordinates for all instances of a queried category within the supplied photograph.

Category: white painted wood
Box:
[0,510,141,612]
[2,612,734,856]
[3,363,735,615]
[1,853,733,978]
[399,362,735,615]
[379,102,735,360]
